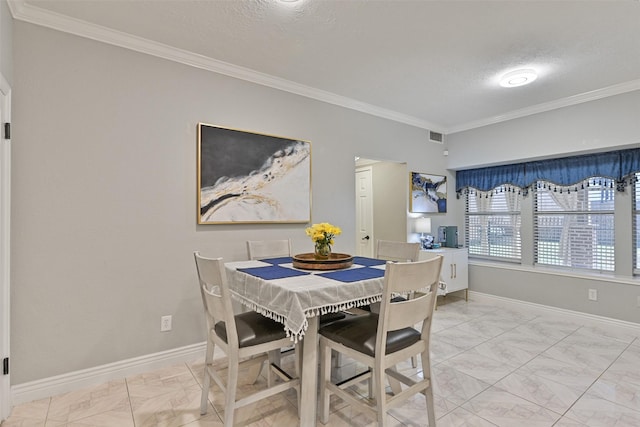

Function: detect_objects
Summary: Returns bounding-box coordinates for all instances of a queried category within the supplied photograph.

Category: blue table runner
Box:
[258,257,293,265]
[352,256,387,267]
[237,265,310,280]
[240,256,386,282]
[317,267,385,282]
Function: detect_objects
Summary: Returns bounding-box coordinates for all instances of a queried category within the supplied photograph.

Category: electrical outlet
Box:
[161,315,172,332]
[588,289,597,301]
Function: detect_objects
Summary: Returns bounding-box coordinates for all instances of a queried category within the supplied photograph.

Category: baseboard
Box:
[11,342,207,406]
[469,290,640,333]
[11,293,640,408]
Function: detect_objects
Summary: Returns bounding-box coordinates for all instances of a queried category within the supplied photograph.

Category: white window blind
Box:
[634,173,640,274]
[465,186,521,261]
[534,178,615,272]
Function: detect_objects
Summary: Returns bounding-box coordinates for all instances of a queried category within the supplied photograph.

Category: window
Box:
[634,173,640,274]
[534,177,615,272]
[466,186,521,261]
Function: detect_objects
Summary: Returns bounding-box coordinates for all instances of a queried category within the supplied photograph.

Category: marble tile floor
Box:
[3,295,640,427]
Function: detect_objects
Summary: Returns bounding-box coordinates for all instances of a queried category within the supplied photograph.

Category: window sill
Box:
[469,259,640,286]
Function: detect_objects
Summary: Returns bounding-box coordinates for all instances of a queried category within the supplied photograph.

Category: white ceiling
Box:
[9,0,640,134]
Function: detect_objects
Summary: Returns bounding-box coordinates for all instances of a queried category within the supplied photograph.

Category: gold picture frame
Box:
[197,123,311,224]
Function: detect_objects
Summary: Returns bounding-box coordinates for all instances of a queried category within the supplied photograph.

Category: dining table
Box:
[224,255,388,427]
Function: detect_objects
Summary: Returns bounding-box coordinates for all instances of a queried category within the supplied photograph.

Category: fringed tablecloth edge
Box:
[230,293,307,343]
[304,295,383,317]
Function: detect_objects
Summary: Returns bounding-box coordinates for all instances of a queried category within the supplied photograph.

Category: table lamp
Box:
[415,217,433,250]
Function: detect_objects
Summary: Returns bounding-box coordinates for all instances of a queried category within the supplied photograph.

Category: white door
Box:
[0,74,11,421]
[355,167,374,257]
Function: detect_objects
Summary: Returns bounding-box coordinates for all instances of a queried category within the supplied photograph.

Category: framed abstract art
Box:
[197,123,311,224]
[410,172,447,213]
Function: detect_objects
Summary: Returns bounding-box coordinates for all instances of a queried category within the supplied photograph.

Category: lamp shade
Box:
[414,217,431,234]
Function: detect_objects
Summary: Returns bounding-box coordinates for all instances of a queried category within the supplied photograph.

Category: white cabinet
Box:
[419,248,468,300]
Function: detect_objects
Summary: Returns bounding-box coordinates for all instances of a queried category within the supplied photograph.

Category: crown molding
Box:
[8,1,640,136]
[7,0,442,133]
[447,79,640,134]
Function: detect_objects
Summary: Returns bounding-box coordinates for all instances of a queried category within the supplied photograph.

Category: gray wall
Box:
[470,264,640,323]
[11,22,450,384]
[446,90,640,170]
[371,161,407,243]
[445,90,640,324]
[0,0,12,83]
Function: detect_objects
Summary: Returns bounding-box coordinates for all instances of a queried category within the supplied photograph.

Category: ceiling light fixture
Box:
[499,69,538,88]
[277,0,303,7]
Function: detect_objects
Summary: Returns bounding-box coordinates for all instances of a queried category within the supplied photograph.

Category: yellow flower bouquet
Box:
[305,222,342,259]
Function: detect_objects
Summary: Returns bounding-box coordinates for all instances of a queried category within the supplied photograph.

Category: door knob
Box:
[362,235,370,240]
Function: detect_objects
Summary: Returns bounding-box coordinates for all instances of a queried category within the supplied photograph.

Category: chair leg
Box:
[224,353,239,427]
[332,350,343,368]
[421,351,436,426]
[411,355,417,368]
[387,366,402,396]
[425,386,436,427]
[294,342,302,413]
[374,361,387,426]
[200,339,215,415]
[274,348,283,366]
[318,341,332,424]
[247,359,264,385]
[267,350,279,387]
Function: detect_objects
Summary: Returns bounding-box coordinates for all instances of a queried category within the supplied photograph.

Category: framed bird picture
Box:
[410,172,447,213]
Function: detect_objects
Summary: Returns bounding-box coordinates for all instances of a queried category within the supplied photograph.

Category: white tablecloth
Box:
[225,259,386,342]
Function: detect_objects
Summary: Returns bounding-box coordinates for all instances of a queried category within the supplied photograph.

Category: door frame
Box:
[0,72,12,421]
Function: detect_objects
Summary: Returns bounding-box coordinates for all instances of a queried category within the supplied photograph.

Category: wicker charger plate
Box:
[292,253,354,270]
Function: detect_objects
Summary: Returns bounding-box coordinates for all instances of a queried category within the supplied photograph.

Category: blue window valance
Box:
[456,147,640,194]
[456,163,526,192]
[525,151,621,187]
[620,147,640,179]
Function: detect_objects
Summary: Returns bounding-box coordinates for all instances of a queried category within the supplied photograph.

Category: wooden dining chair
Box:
[194,252,300,427]
[376,240,421,262]
[247,239,292,260]
[364,240,422,367]
[318,256,443,427]
[361,240,420,312]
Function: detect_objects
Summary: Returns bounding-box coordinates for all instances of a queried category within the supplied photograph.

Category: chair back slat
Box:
[385,291,436,331]
[247,239,292,260]
[202,285,226,323]
[376,240,420,262]
[384,256,441,294]
[194,252,238,347]
[376,256,443,352]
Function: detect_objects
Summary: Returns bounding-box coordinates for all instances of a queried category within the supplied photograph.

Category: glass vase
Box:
[314,243,332,260]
